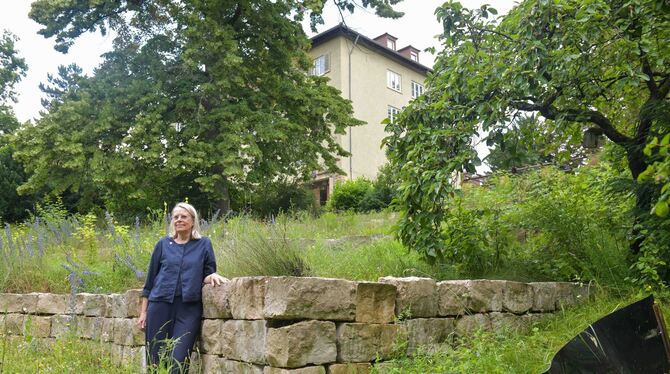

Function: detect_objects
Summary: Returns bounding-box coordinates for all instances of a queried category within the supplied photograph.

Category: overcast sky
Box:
[1,1,516,123]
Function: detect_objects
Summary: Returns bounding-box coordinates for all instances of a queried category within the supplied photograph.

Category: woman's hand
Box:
[204,273,226,286]
[137,297,148,331]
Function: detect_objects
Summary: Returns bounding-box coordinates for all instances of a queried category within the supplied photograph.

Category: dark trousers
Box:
[145,297,202,373]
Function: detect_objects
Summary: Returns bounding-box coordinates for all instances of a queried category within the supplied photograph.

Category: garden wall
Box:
[0,276,589,373]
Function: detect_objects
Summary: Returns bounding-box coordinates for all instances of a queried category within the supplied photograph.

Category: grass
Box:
[377,290,664,374]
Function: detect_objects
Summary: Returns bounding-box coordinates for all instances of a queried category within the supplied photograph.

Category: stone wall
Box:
[0,277,589,373]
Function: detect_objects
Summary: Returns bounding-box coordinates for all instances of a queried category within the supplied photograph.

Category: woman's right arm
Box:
[138,240,162,330]
[137,297,148,330]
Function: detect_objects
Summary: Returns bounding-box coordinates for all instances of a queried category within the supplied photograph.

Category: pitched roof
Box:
[310,24,432,75]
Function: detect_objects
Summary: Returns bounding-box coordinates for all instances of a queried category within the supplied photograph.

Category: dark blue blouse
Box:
[142,236,217,303]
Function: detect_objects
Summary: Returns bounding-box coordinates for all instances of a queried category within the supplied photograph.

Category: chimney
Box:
[398,45,420,63]
[373,33,398,51]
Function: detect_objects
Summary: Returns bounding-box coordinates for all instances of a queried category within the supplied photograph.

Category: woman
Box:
[137,202,225,373]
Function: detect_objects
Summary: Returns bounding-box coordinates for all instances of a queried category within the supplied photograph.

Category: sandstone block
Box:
[222,359,264,374]
[266,320,337,368]
[221,319,268,364]
[229,277,267,320]
[264,367,326,374]
[529,282,558,312]
[203,280,233,319]
[51,314,74,337]
[464,280,504,313]
[36,293,69,315]
[455,314,491,337]
[264,277,356,321]
[489,312,531,334]
[404,318,455,355]
[201,319,224,355]
[437,281,468,316]
[100,317,115,342]
[124,289,143,317]
[0,293,38,313]
[200,354,221,374]
[502,281,533,314]
[378,277,437,318]
[336,323,404,363]
[555,282,589,309]
[327,363,372,374]
[25,315,51,338]
[113,318,143,346]
[77,316,101,339]
[3,313,25,335]
[355,282,396,324]
[75,293,108,316]
[121,345,146,370]
[109,293,128,318]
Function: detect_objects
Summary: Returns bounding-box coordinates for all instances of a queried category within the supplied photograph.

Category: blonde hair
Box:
[169,202,203,239]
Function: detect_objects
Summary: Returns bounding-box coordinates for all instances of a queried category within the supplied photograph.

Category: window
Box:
[387,105,400,123]
[311,54,330,76]
[387,39,396,50]
[410,51,419,62]
[387,70,401,92]
[411,81,424,99]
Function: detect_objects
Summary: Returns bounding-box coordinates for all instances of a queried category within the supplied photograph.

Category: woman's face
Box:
[172,207,194,237]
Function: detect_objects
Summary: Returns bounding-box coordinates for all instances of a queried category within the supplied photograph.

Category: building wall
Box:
[309,35,428,181]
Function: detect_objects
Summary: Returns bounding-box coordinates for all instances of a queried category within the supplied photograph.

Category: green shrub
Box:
[328,179,374,212]
[234,181,316,218]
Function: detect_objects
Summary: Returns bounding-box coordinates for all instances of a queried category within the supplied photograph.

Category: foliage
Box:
[385,0,670,264]
[359,164,399,212]
[0,333,136,373]
[328,179,374,212]
[13,0,408,216]
[238,180,316,218]
[639,133,670,217]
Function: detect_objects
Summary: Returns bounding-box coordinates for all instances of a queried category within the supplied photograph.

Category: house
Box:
[308,24,431,205]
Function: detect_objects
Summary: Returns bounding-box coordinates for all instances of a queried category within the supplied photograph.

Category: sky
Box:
[1,0,517,123]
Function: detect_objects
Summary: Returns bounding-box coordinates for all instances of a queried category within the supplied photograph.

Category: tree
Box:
[0,31,33,222]
[385,0,670,263]
[14,0,400,215]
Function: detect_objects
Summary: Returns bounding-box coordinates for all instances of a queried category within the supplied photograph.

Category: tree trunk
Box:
[626,142,653,255]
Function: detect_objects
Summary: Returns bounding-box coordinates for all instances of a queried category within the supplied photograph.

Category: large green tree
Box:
[0,31,33,222]
[385,0,670,262]
[14,0,399,215]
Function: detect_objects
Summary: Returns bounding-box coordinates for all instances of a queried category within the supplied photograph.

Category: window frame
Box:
[411,81,424,99]
[311,54,330,76]
[387,105,400,123]
[387,70,402,93]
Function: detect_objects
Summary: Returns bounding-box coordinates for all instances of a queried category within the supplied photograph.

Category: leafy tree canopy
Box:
[385,0,670,262]
[14,0,399,215]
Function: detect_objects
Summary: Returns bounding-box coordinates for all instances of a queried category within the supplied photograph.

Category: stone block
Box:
[464,280,504,313]
[502,281,533,314]
[77,316,101,339]
[25,315,51,338]
[75,293,108,316]
[264,367,326,374]
[327,363,372,374]
[222,359,264,374]
[109,293,128,318]
[266,320,337,368]
[229,277,267,320]
[355,282,396,324]
[221,319,268,364]
[529,282,558,312]
[121,345,146,370]
[437,281,468,316]
[555,282,589,309]
[3,313,25,335]
[200,354,221,374]
[51,314,75,337]
[100,317,115,342]
[454,314,491,337]
[336,323,404,363]
[489,312,531,334]
[404,318,455,355]
[113,318,143,346]
[201,319,224,355]
[378,277,437,318]
[36,293,70,315]
[202,280,233,319]
[124,289,143,318]
[0,293,38,313]
[264,277,356,321]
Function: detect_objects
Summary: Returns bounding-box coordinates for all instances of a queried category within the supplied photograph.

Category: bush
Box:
[237,181,316,218]
[328,179,374,212]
